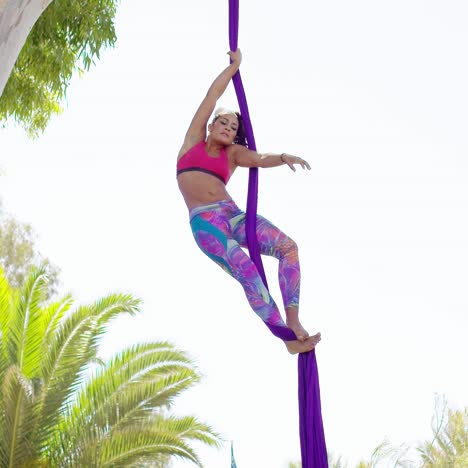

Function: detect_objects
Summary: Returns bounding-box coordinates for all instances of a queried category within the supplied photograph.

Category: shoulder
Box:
[226,144,245,158]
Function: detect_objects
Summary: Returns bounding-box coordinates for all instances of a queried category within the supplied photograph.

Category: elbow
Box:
[257,154,268,169]
[238,159,261,169]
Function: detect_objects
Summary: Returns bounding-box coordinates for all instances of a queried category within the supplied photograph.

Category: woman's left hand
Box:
[228,48,242,66]
[282,154,311,172]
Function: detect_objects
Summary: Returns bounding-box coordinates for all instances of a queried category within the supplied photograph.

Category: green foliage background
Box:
[0,200,60,293]
[0,0,119,136]
[0,265,221,467]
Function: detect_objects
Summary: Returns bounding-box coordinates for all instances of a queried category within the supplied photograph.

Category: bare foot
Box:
[286,318,310,342]
[285,333,321,355]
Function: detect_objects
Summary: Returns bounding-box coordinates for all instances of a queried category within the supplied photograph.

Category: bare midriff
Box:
[177,171,232,210]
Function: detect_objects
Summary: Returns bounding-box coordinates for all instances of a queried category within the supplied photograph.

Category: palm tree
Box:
[0,266,220,467]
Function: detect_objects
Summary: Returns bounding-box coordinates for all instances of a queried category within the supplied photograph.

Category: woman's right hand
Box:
[228,48,242,66]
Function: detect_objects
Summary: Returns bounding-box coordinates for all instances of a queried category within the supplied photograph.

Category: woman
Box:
[177,49,321,354]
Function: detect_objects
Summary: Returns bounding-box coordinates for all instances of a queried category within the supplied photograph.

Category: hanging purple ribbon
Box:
[228,1,328,466]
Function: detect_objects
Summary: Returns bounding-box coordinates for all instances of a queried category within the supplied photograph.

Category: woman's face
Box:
[208,113,239,145]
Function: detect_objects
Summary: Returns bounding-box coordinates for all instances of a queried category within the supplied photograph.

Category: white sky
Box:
[1,1,468,466]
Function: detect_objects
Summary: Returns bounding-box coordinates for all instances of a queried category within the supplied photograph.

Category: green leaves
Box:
[0,0,119,136]
[8,267,48,376]
[37,293,142,440]
[0,210,60,293]
[417,398,468,468]
[1,365,35,468]
[0,267,221,467]
[46,340,217,466]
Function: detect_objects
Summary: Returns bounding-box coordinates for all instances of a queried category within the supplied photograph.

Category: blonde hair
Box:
[214,107,238,118]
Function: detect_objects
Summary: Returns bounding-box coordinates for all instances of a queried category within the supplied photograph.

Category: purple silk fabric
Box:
[228,1,328,466]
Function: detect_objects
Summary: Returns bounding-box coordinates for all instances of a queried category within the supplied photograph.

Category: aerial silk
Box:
[228,1,328,466]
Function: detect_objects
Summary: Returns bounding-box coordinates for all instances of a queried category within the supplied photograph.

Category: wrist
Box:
[280,153,286,164]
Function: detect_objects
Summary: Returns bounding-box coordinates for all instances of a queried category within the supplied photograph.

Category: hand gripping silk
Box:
[228,1,328,466]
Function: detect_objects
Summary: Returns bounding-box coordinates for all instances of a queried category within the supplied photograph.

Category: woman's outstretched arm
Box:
[228,145,311,172]
[178,49,242,157]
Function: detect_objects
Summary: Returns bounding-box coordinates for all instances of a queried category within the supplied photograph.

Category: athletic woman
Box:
[177,49,321,354]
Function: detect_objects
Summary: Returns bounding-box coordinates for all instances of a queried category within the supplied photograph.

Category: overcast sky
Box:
[1,1,467,466]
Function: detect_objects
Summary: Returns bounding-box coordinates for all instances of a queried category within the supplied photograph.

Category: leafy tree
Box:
[417,397,468,467]
[0,266,221,467]
[0,0,119,136]
[0,201,60,292]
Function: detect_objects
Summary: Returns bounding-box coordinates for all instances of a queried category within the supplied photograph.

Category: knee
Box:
[279,237,299,260]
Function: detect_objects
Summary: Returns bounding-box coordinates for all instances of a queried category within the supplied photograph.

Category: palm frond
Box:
[68,342,195,416]
[0,267,14,341]
[97,430,203,467]
[47,342,208,464]
[5,266,48,377]
[62,361,199,441]
[39,294,140,416]
[39,294,73,353]
[149,414,222,448]
[0,289,9,383]
[0,269,13,464]
[84,294,142,362]
[108,369,199,429]
[0,365,37,468]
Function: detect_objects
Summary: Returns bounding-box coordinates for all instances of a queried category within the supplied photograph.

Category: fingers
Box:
[284,154,311,171]
[227,48,242,64]
[296,157,311,170]
[300,159,311,170]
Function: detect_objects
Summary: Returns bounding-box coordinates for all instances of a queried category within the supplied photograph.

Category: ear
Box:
[207,123,213,133]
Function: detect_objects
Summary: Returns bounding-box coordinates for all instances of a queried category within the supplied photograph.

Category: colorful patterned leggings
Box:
[189,199,300,329]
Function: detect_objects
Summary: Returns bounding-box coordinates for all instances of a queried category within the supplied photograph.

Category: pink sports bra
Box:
[177,141,231,185]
